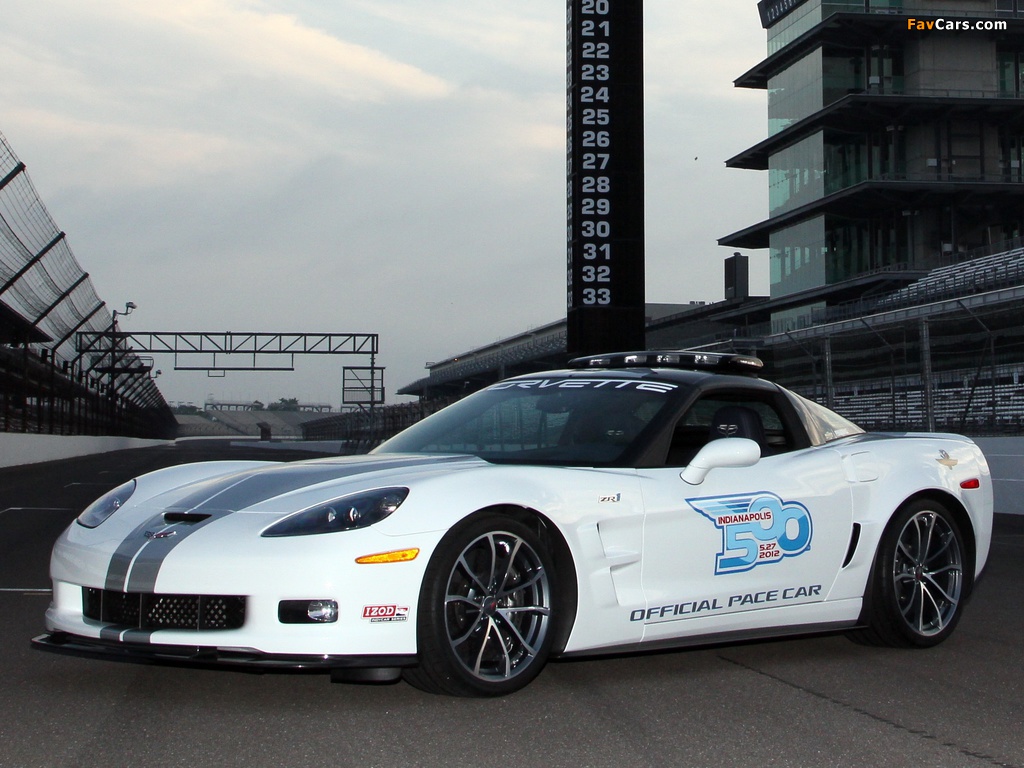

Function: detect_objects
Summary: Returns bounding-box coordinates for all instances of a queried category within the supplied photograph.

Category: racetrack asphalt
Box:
[1,441,1022,768]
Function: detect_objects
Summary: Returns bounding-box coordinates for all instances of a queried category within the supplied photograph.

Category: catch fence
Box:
[0,132,173,437]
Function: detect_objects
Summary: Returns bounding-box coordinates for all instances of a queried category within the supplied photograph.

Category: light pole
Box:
[107,302,137,428]
[111,301,137,325]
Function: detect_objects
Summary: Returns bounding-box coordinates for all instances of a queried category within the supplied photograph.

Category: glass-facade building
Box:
[721,0,1024,332]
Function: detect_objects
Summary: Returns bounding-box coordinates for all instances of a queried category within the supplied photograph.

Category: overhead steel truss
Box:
[76,331,378,371]
[75,331,383,405]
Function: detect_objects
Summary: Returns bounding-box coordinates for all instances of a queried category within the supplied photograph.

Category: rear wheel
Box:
[404,514,557,696]
[852,499,968,647]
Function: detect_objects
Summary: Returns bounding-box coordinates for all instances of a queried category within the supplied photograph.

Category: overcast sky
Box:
[0,0,769,407]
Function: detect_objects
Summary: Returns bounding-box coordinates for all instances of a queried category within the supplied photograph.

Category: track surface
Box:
[2,441,1023,768]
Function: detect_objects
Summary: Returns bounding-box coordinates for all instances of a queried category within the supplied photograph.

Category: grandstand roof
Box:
[1,131,173,437]
[0,300,49,344]
[398,318,567,397]
[398,305,700,398]
[398,245,1024,401]
[769,245,1024,344]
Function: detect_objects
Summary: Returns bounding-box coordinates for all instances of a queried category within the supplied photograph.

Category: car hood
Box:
[137,453,486,516]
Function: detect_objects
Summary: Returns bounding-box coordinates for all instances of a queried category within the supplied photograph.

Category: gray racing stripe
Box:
[123,510,232,593]
[120,628,155,643]
[103,454,476,593]
[157,455,469,515]
[104,509,234,593]
[99,626,154,643]
[104,471,263,592]
[99,626,123,642]
[104,514,170,592]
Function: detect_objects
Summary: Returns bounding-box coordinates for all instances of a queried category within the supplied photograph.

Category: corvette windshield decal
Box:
[488,378,678,394]
[687,492,813,574]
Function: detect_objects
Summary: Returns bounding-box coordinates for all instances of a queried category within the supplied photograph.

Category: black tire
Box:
[403,514,557,696]
[851,499,969,648]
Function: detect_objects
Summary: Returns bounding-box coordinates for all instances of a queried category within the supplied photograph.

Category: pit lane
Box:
[2,441,1022,768]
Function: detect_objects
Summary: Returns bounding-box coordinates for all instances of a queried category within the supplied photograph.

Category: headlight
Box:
[261,487,409,537]
[76,479,137,528]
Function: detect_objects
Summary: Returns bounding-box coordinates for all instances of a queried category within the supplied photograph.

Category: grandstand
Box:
[878,243,1024,309]
[764,242,1024,433]
[398,305,701,400]
[372,243,1024,445]
[302,399,457,453]
[176,407,332,439]
[8,115,1016,444]
[0,132,174,438]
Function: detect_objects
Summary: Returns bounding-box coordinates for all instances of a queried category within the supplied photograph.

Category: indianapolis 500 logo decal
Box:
[687,492,813,574]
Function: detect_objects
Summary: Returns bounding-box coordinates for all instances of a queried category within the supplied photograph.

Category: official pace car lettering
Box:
[629,585,822,623]
[362,605,409,623]
[687,492,812,575]
[488,378,678,394]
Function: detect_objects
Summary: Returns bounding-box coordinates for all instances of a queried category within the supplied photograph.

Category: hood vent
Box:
[163,512,212,524]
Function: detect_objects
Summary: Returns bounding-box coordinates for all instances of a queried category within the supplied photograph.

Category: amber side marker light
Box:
[960,478,981,490]
[355,548,420,564]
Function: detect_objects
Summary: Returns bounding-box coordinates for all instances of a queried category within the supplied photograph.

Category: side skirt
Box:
[555,619,860,660]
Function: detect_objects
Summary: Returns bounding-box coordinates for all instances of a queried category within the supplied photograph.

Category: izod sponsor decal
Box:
[362,605,409,623]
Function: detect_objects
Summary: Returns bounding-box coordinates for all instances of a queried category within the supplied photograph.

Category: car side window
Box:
[664,395,794,467]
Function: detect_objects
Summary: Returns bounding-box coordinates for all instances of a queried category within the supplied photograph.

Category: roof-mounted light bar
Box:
[568,350,764,376]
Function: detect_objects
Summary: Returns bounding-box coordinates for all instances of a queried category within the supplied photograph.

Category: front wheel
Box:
[852,499,969,648]
[404,514,557,696]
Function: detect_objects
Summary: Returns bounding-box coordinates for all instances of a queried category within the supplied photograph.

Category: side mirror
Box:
[680,438,761,485]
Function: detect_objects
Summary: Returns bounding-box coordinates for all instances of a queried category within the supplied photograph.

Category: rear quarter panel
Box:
[825,433,992,604]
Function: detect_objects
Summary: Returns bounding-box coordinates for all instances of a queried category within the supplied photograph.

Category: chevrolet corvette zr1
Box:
[33,351,993,696]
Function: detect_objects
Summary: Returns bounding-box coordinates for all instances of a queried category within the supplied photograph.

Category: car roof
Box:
[502,350,775,391]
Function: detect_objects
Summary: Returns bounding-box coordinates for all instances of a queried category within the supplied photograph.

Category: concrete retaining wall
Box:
[974,438,1024,517]
[0,434,168,468]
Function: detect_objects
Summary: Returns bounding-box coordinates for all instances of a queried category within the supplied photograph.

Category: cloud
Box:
[344,0,565,78]
[0,0,458,192]
[645,4,768,101]
[0,0,771,407]
[116,0,453,102]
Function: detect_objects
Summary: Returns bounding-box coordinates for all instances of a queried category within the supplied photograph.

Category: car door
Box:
[635,389,855,644]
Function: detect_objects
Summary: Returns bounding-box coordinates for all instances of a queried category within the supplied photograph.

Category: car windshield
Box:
[375,375,688,465]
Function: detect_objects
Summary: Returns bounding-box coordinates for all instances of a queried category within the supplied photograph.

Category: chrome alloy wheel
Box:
[892,509,964,637]
[443,531,553,683]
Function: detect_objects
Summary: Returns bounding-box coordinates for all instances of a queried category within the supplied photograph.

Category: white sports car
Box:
[34,351,994,696]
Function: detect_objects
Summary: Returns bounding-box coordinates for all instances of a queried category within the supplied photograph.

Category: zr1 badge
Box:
[687,492,812,574]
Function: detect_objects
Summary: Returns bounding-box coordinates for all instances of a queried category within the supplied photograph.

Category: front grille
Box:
[83,588,245,631]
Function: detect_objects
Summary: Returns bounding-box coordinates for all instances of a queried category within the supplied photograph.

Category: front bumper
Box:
[45,512,438,658]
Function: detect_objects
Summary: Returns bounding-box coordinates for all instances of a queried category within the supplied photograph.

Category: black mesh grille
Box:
[83,588,245,630]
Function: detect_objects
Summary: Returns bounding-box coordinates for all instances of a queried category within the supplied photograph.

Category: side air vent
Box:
[842,523,862,568]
